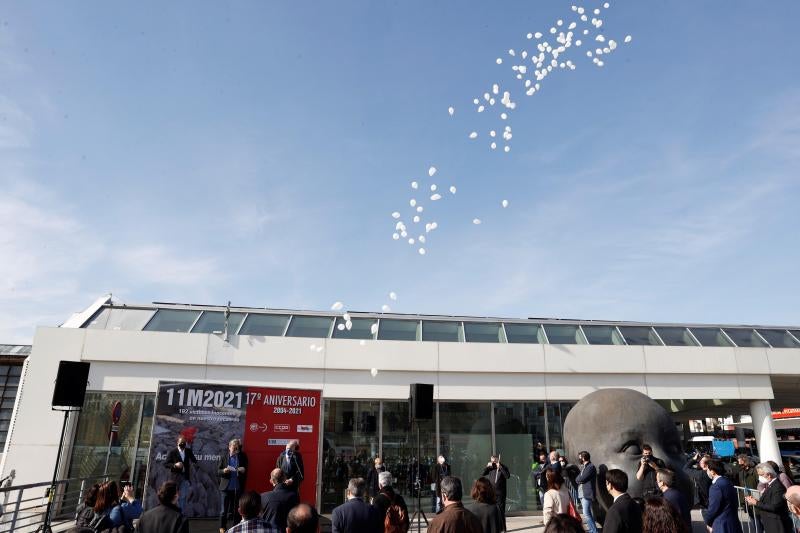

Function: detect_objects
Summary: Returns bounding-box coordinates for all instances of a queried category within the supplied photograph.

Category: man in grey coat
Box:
[575,451,598,533]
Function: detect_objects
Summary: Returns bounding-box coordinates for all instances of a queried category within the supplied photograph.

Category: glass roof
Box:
[78,305,800,348]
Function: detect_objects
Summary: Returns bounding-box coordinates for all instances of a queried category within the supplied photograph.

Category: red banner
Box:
[243,386,321,505]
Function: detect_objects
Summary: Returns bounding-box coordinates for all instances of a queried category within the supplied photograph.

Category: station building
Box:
[2,295,799,512]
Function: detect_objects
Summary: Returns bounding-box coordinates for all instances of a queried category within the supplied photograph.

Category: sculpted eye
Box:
[620,441,642,455]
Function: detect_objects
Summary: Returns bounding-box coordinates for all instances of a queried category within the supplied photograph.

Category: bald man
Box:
[261,468,299,533]
[786,485,800,531]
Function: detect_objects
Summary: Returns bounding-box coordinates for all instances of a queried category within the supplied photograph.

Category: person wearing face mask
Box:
[657,469,691,531]
[745,463,793,533]
[574,451,598,533]
[704,459,742,533]
[165,435,198,512]
[432,455,451,514]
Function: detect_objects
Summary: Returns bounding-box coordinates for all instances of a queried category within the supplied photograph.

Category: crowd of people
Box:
[69,435,800,533]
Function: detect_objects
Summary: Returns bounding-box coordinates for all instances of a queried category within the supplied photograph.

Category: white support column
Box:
[749,400,781,465]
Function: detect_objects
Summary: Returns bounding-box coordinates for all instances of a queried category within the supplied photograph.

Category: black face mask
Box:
[179,443,186,449]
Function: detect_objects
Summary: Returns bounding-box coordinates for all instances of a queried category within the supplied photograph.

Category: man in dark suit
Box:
[657,469,691,531]
[705,459,743,533]
[219,438,249,533]
[136,481,189,533]
[330,477,382,533]
[602,469,643,533]
[261,468,299,533]
[276,440,305,492]
[745,462,793,533]
[575,451,599,533]
[482,454,510,531]
[164,435,198,512]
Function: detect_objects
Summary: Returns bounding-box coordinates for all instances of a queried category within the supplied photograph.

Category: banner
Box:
[145,381,321,517]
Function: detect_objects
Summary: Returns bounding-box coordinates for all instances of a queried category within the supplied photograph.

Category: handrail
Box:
[0,475,109,533]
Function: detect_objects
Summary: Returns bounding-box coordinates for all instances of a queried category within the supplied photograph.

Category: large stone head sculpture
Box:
[563,388,691,512]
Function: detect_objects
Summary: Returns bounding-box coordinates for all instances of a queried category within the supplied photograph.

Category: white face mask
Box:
[758,475,769,484]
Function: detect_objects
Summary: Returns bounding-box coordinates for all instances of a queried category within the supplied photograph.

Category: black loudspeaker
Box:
[409,383,434,420]
[52,361,91,408]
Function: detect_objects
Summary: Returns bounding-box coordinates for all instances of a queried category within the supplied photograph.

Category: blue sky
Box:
[2,1,799,342]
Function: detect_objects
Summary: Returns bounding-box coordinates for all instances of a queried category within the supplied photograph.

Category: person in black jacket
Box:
[366,456,386,500]
[602,469,643,533]
[164,435,198,512]
[745,462,793,533]
[276,440,304,493]
[331,478,382,533]
[372,472,409,532]
[136,481,188,533]
[482,455,510,531]
[261,468,299,533]
[466,477,503,533]
[432,455,451,514]
[219,438,249,533]
[683,453,711,517]
[656,469,691,531]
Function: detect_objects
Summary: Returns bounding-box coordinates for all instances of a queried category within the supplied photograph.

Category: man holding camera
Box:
[635,444,666,498]
[276,440,305,492]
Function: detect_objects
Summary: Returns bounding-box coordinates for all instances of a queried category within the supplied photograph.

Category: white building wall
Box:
[0,326,782,486]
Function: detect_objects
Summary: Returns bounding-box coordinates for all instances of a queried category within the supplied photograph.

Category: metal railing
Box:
[0,475,109,533]
[734,485,762,533]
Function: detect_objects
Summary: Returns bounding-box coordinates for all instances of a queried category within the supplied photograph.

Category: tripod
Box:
[409,420,428,532]
[37,409,76,533]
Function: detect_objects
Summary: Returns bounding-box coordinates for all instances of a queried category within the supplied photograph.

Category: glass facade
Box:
[655,327,698,346]
[582,325,625,345]
[144,309,201,333]
[504,323,545,344]
[618,326,662,346]
[191,311,245,334]
[690,327,734,347]
[320,399,573,512]
[238,314,289,336]
[723,328,768,348]
[757,329,800,348]
[67,392,155,498]
[0,363,22,450]
[543,325,585,344]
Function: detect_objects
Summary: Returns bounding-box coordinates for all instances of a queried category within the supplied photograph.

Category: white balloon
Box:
[331,301,344,311]
[411,181,418,189]
[381,304,391,312]
[370,323,379,335]
[448,106,455,116]
[345,320,352,331]
[370,368,378,377]
[430,184,437,191]
[343,313,351,321]
[418,248,426,255]
[392,233,399,240]
[389,292,397,301]
[502,199,509,208]
[469,131,478,139]
[337,323,345,331]
[430,193,442,201]
[624,35,632,43]
[428,166,437,177]
[449,186,457,194]
[473,218,482,225]
[392,211,400,219]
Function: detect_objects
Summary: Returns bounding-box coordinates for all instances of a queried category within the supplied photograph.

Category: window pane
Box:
[238,314,290,336]
[143,310,201,333]
[582,325,625,345]
[90,308,156,331]
[190,311,245,334]
[285,316,332,338]
[547,402,564,451]
[503,324,543,344]
[723,329,768,348]
[690,328,733,347]
[463,323,502,343]
[543,325,585,344]
[379,401,435,515]
[332,317,375,340]
[438,402,492,505]
[756,329,800,348]
[377,319,418,341]
[9,365,22,376]
[494,401,547,511]
[422,321,461,342]
[618,326,662,346]
[321,400,380,512]
[655,327,698,346]
[0,366,8,375]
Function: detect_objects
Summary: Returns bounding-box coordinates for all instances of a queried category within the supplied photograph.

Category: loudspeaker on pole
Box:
[52,361,91,409]
[409,383,434,420]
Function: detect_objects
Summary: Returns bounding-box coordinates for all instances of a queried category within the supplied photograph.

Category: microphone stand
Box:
[410,419,428,532]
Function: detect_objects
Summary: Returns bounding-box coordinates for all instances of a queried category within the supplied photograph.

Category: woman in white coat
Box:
[543,468,572,528]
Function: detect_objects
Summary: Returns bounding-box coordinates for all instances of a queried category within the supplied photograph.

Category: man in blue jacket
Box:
[575,451,598,533]
[704,459,743,533]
